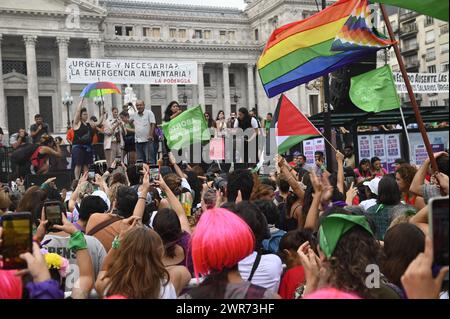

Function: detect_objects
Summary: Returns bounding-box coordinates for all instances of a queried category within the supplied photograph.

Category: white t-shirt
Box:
[131,110,156,143]
[160,282,178,299]
[238,251,283,295]
[42,234,107,292]
[233,117,259,129]
[360,198,377,211]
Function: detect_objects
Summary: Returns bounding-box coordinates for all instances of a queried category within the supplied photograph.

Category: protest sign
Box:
[67,58,198,84]
[393,72,449,94]
[358,135,372,160]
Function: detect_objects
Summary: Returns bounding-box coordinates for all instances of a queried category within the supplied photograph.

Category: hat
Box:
[92,190,111,211]
[363,178,380,195]
[319,213,373,258]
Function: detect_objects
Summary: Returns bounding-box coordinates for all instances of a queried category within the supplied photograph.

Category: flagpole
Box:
[379,4,438,172]
[398,106,412,157]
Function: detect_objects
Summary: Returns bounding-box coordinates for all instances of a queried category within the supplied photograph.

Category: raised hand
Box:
[53,213,78,235]
[401,236,449,299]
[18,242,51,283]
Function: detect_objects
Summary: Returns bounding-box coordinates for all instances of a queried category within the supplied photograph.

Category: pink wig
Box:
[304,287,361,299]
[191,208,255,277]
[0,270,23,299]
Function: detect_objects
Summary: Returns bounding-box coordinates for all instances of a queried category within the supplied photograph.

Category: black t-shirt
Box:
[30,123,49,144]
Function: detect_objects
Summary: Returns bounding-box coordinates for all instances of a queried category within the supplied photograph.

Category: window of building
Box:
[152,27,160,38]
[428,65,436,73]
[405,54,419,65]
[143,27,151,37]
[441,24,449,35]
[114,26,123,36]
[425,16,434,27]
[444,98,449,106]
[125,26,134,36]
[39,96,53,132]
[169,28,177,38]
[204,30,211,39]
[230,104,237,114]
[254,29,259,41]
[403,21,417,34]
[150,84,160,87]
[204,73,211,87]
[442,63,449,72]
[403,37,417,50]
[425,30,435,44]
[2,60,27,75]
[37,61,51,77]
[426,47,436,61]
[220,30,226,41]
[309,95,319,115]
[228,31,235,40]
[229,73,235,87]
[194,30,203,39]
[430,100,439,107]
[441,42,449,54]
[178,29,186,38]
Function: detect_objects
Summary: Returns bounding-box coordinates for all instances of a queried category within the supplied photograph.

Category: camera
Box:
[213,177,227,194]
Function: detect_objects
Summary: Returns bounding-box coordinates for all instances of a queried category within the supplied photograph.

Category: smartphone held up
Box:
[0,212,33,269]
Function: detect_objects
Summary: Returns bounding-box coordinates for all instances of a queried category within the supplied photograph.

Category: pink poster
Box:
[303,140,315,165]
[209,138,225,160]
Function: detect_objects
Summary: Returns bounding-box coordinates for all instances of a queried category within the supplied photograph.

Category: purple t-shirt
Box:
[177,231,193,274]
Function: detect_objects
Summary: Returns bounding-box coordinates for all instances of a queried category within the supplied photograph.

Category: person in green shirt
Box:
[262,113,272,136]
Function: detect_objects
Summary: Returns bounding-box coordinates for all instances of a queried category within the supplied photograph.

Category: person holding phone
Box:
[29,135,63,175]
[103,107,125,168]
[72,98,105,179]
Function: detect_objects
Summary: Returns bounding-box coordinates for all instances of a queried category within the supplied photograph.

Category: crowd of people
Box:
[0,110,448,298]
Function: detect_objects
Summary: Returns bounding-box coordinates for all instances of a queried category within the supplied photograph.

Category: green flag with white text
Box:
[349,65,401,113]
[162,105,210,150]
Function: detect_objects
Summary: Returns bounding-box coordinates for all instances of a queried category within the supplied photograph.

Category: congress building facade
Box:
[0,0,324,136]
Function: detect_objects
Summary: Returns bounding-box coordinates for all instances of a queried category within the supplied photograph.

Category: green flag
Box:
[349,65,401,113]
[374,0,448,21]
[162,105,210,150]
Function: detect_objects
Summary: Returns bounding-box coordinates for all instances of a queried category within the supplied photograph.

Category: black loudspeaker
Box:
[330,51,377,113]
[25,170,74,190]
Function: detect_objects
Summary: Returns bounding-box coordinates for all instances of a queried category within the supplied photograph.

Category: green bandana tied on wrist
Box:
[69,231,88,251]
[319,214,373,259]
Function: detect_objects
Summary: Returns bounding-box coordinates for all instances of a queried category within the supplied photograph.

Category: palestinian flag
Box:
[271,94,321,154]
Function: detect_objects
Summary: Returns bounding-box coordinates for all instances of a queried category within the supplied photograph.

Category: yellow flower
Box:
[44,253,63,270]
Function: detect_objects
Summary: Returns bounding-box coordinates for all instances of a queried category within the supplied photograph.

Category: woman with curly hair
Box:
[95,223,190,298]
[297,211,402,299]
[395,164,425,210]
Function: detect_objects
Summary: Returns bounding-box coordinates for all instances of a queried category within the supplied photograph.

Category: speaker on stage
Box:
[329,51,377,113]
[25,170,74,190]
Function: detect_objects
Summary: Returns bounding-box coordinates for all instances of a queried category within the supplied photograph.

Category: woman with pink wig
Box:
[179,208,280,299]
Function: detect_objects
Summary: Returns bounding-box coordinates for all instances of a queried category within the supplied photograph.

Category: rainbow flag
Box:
[258,0,395,98]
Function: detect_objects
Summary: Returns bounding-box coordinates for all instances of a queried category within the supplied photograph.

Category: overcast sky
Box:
[134,0,247,9]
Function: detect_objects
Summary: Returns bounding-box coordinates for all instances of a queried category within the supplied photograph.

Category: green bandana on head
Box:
[319,214,374,259]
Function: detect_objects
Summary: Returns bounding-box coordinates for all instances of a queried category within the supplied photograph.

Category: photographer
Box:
[9,128,32,149]
[30,114,49,144]
[103,107,125,168]
[30,135,63,175]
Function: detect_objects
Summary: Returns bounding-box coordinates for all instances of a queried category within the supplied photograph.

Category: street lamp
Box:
[93,96,104,117]
[62,93,73,129]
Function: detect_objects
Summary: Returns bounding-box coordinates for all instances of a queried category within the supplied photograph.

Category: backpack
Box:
[10,143,39,165]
